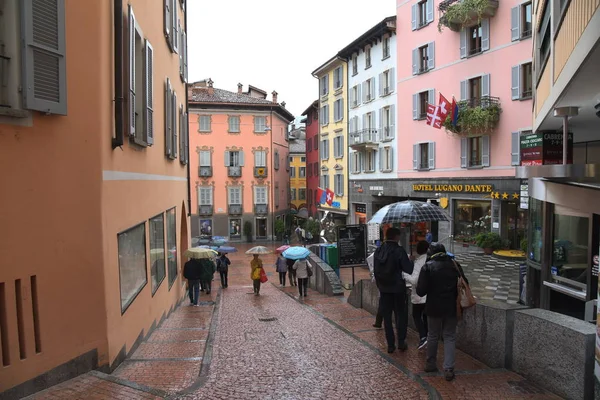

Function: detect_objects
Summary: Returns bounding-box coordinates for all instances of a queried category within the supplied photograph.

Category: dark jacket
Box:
[217,255,230,272]
[183,259,203,281]
[285,258,296,269]
[199,258,216,281]
[416,252,468,318]
[374,241,414,293]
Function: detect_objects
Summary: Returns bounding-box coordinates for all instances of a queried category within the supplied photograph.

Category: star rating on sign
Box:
[502,192,509,200]
[512,193,519,199]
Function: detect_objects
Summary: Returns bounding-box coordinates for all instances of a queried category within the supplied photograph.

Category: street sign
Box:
[337,224,367,268]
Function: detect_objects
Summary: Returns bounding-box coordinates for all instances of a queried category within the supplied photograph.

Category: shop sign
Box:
[520,132,573,166]
[355,204,366,214]
[412,184,494,193]
[331,201,341,208]
[369,186,384,191]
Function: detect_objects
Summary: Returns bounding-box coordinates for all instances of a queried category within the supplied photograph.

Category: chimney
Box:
[237,83,243,94]
[281,101,286,108]
[272,90,278,103]
[207,78,214,95]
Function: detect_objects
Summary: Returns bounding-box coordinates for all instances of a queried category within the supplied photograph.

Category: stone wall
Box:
[306,253,344,297]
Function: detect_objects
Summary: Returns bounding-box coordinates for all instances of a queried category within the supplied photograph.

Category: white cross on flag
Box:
[426,93,452,129]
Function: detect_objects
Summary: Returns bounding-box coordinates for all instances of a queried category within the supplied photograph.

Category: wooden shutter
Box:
[460,80,467,101]
[165,78,172,157]
[183,112,189,164]
[428,89,435,109]
[389,105,396,139]
[412,48,418,75]
[482,135,490,166]
[426,0,434,23]
[338,65,343,88]
[357,83,362,105]
[128,5,136,136]
[164,0,171,44]
[179,105,184,163]
[224,150,230,166]
[339,98,344,121]
[481,19,490,51]
[412,94,418,120]
[428,142,435,169]
[183,31,188,82]
[460,137,467,168]
[411,4,417,30]
[427,42,435,70]
[413,144,418,170]
[325,75,329,95]
[239,150,245,166]
[171,91,178,158]
[379,72,384,96]
[511,6,520,41]
[459,29,467,59]
[350,152,354,173]
[482,74,491,98]
[511,65,521,100]
[21,0,68,115]
[389,68,395,93]
[362,81,367,103]
[144,40,154,145]
[511,131,520,166]
[379,149,384,171]
[172,0,178,53]
[389,147,394,171]
[379,108,384,139]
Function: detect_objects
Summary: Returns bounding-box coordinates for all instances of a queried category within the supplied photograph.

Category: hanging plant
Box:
[443,100,501,136]
[438,0,499,32]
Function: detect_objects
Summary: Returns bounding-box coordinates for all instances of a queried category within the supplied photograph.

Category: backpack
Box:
[216,258,226,272]
[373,245,398,284]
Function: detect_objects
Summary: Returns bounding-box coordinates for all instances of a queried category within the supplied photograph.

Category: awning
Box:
[318,206,349,216]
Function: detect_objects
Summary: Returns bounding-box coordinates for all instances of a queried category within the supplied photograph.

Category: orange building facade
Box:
[188,81,295,241]
[0,0,190,396]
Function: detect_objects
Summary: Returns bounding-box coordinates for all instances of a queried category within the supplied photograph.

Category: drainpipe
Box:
[184,1,191,217]
[553,106,578,164]
[112,0,124,149]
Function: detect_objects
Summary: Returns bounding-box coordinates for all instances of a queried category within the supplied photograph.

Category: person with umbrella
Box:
[275,252,288,287]
[293,256,310,297]
[199,257,216,295]
[250,254,264,296]
[216,252,231,289]
[183,257,203,306]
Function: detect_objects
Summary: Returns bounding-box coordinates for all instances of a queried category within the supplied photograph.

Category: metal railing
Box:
[458,95,501,110]
[438,0,460,12]
[350,129,378,145]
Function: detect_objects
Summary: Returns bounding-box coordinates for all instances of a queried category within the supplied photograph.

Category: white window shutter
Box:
[239,150,245,166]
[171,91,177,158]
[379,72,384,96]
[460,137,467,168]
[428,89,435,108]
[412,48,418,75]
[428,142,435,169]
[389,68,395,92]
[412,94,418,120]
[362,81,367,103]
[128,5,136,136]
[511,6,520,41]
[427,42,435,70]
[165,78,172,157]
[357,83,362,105]
[459,29,467,59]
[460,80,467,101]
[481,19,490,51]
[144,40,154,145]
[413,144,418,170]
[379,149,384,172]
[482,74,491,97]
[389,105,396,138]
[411,4,417,30]
[389,147,394,171]
[482,135,490,166]
[511,65,521,100]
[511,131,520,166]
[426,0,434,23]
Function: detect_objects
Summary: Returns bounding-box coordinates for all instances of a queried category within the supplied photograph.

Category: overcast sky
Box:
[187,0,396,119]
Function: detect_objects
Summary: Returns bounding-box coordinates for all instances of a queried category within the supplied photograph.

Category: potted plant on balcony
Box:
[243,221,253,243]
[438,0,499,32]
[443,99,501,136]
[475,232,503,255]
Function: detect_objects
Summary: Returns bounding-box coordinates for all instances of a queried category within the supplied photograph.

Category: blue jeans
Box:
[188,279,200,305]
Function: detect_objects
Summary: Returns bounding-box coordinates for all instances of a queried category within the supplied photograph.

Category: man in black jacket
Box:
[373,227,414,353]
[416,243,468,381]
[183,258,203,306]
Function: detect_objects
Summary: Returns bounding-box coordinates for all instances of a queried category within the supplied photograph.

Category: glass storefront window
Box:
[529,199,543,262]
[118,223,147,313]
[150,214,166,295]
[453,200,491,242]
[551,206,589,290]
[166,208,177,288]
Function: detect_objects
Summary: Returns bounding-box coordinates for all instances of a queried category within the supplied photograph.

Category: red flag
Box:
[325,189,335,206]
[426,103,436,126]
[437,93,451,127]
[316,188,326,204]
[426,93,452,129]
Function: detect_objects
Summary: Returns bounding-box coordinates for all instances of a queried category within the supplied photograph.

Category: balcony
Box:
[349,129,379,150]
[198,205,213,216]
[254,204,268,215]
[228,204,243,215]
[254,166,267,178]
[228,166,242,177]
[443,96,501,136]
[198,166,212,178]
[438,0,499,32]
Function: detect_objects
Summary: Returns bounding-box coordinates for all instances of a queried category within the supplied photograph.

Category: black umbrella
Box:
[369,200,450,224]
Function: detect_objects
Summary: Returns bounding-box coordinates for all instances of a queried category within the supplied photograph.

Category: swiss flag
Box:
[325,189,335,206]
[426,93,452,129]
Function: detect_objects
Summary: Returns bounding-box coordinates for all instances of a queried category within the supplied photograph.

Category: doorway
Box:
[256,218,267,239]
[506,201,527,250]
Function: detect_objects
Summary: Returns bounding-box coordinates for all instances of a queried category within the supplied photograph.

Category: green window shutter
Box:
[143,40,154,145]
[21,0,68,115]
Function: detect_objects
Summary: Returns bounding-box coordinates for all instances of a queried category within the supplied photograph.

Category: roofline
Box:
[338,16,396,59]
[188,101,295,122]
[301,100,319,116]
[311,55,346,77]
[247,85,267,96]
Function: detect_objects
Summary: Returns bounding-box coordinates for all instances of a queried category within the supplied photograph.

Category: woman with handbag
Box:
[293,257,311,297]
[250,254,264,296]
[275,253,288,287]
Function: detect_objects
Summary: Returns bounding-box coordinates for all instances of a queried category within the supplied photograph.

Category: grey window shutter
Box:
[389,68,395,92]
[164,0,171,42]
[412,49,418,75]
[413,144,418,170]
[481,19,490,51]
[340,136,344,156]
[426,0,434,23]
[511,6,520,41]
[511,65,521,100]
[372,110,377,133]
[460,137,467,167]
[389,147,394,171]
[511,131,520,166]
[172,0,178,53]
[339,65,343,87]
[370,78,375,100]
[482,74,491,97]
[362,113,367,131]
[183,31,188,82]
[325,75,329,95]
[412,94,418,120]
[427,42,435,70]
[350,152,354,173]
[172,91,177,158]
[144,40,154,145]
[379,72,384,96]
[362,81,367,102]
[341,175,344,196]
[179,105,184,162]
[428,141,435,169]
[428,89,435,108]
[460,80,467,101]
[482,135,490,166]
[239,150,244,166]
[459,29,467,59]
[357,83,362,105]
[165,79,172,157]
[340,98,344,121]
[128,6,136,136]
[183,113,189,164]
[379,108,384,139]
[411,4,417,30]
[389,105,396,139]
[21,0,68,115]
[379,149,384,172]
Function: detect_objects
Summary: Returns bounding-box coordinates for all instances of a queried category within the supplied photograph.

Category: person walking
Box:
[287,257,297,286]
[373,227,414,353]
[416,243,468,381]
[293,257,311,297]
[199,257,216,295]
[250,254,264,296]
[183,258,203,306]
[216,252,231,288]
[403,240,430,350]
[275,253,288,287]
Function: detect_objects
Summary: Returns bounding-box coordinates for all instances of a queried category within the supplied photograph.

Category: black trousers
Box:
[202,280,212,293]
[219,271,228,287]
[253,279,261,294]
[380,291,408,348]
[288,269,297,286]
[412,303,428,340]
[297,277,308,296]
[278,272,287,285]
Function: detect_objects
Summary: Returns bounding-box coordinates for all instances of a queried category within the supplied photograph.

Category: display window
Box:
[453,200,491,242]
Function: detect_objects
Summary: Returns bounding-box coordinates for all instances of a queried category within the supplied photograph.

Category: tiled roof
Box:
[289,139,306,154]
[190,88,275,105]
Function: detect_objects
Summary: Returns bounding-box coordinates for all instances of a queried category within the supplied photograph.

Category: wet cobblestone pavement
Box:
[25,243,562,400]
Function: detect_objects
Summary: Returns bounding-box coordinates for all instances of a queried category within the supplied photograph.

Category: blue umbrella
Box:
[282,246,311,260]
[217,246,237,254]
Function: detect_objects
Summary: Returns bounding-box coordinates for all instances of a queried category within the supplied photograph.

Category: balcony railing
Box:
[228,204,242,215]
[381,125,394,141]
[349,129,379,149]
[198,166,212,177]
[438,0,499,32]
[199,205,213,216]
[254,204,268,215]
[254,166,267,178]
[228,166,242,177]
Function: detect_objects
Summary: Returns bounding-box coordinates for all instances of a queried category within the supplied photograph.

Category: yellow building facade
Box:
[312,56,348,223]
[290,155,307,212]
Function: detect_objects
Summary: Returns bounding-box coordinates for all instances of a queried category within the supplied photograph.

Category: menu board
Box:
[337,225,367,268]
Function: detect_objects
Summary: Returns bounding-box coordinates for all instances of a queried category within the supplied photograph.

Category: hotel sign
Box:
[412,184,494,193]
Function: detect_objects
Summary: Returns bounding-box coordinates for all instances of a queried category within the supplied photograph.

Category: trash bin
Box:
[326,245,339,277]
[319,244,328,263]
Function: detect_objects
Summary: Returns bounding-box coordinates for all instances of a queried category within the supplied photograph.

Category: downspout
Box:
[112,0,124,149]
[185,1,191,217]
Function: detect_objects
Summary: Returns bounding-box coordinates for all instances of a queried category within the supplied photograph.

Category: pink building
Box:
[188,80,294,241]
[391,0,533,248]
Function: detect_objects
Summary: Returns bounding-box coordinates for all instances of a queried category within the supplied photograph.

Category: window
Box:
[299,167,306,177]
[551,207,590,289]
[118,223,147,313]
[537,2,551,74]
[412,42,434,74]
[307,139,312,152]
[254,150,267,168]
[351,85,362,108]
[228,187,242,205]
[365,47,372,69]
[352,54,358,75]
[382,36,391,59]
[253,116,267,133]
[413,89,435,120]
[351,151,362,173]
[314,162,319,176]
[460,135,490,168]
[334,66,344,90]
[460,19,489,58]
[334,174,344,196]
[412,142,435,170]
[363,78,375,102]
[179,105,189,165]
[334,98,344,122]
[379,69,395,96]
[274,150,280,170]
[199,187,213,205]
[512,62,533,100]
[299,189,307,201]
[254,186,267,204]
[334,136,344,158]
[529,199,543,263]
[290,188,297,201]
[411,0,433,30]
[469,77,482,100]
[228,116,240,133]
[380,105,395,140]
[166,208,177,288]
[225,150,243,167]
[301,156,306,162]
[290,167,296,178]
[320,174,330,190]
[362,112,376,137]
[198,115,211,132]
[164,79,178,159]
[320,139,330,160]
[320,104,329,125]
[200,150,211,167]
[364,150,376,172]
[460,74,490,103]
[380,146,393,172]
[320,75,329,96]
[149,214,166,295]
[512,2,532,41]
